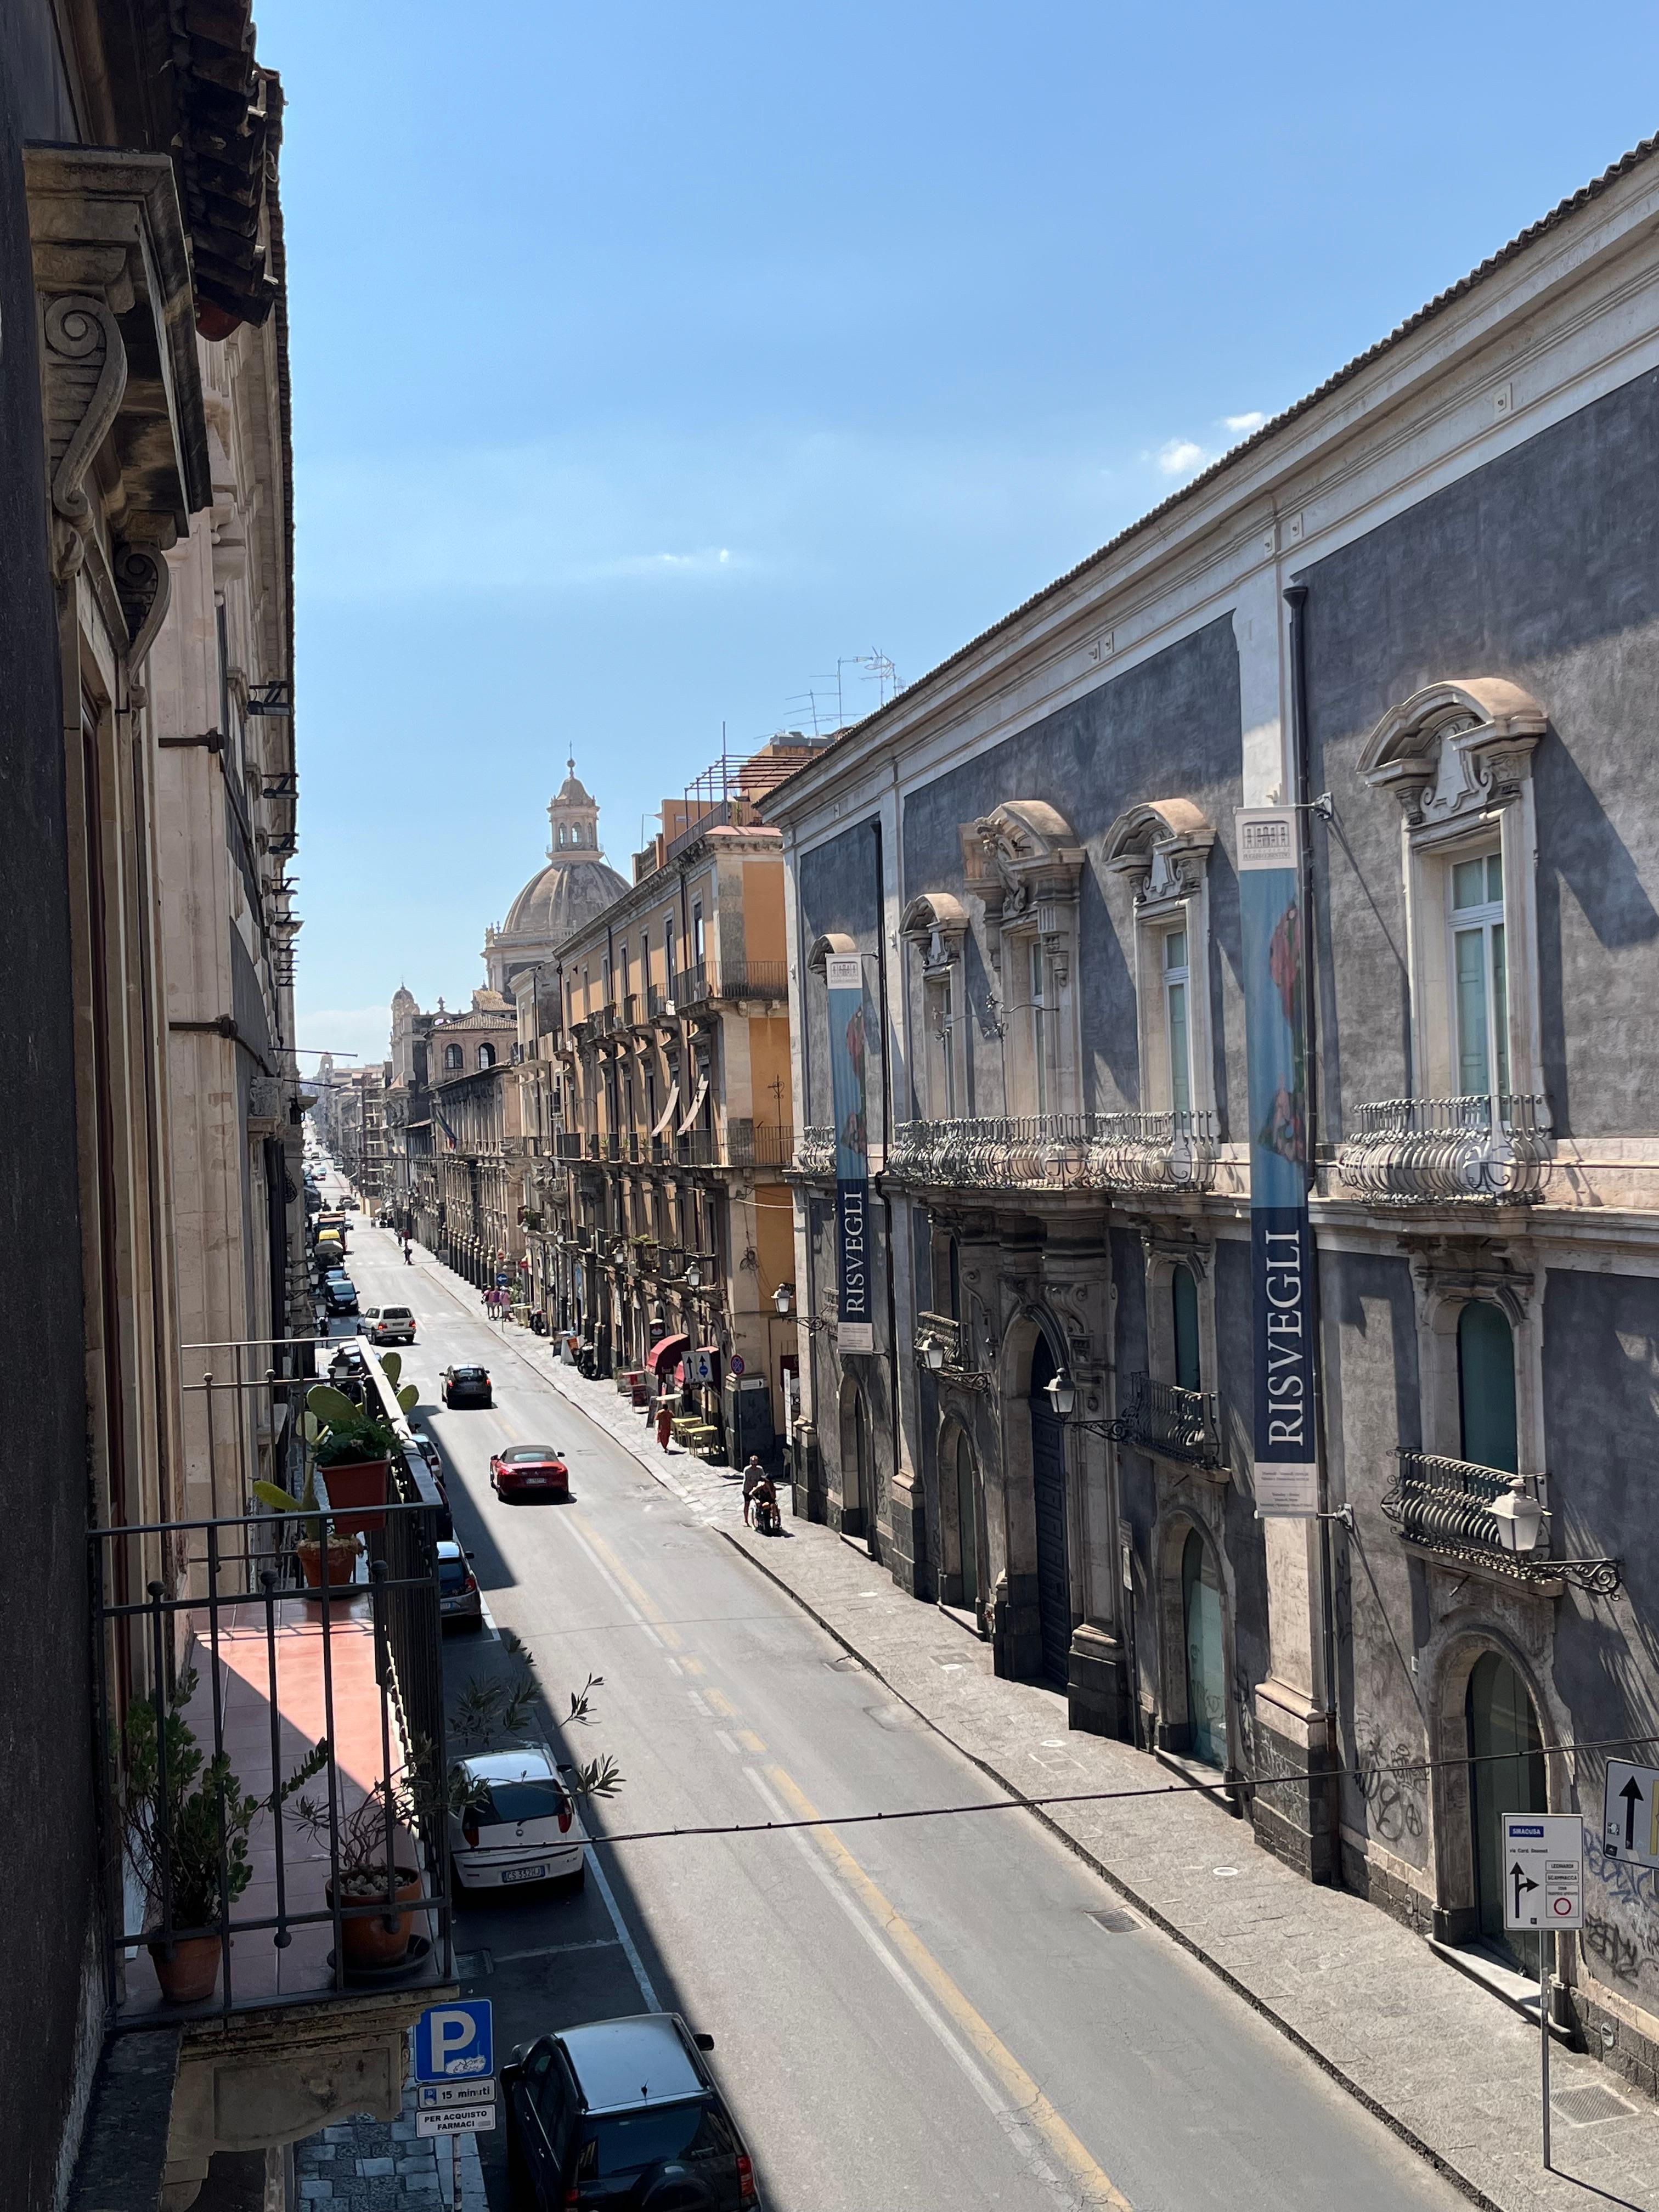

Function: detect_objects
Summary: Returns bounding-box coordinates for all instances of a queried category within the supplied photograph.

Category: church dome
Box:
[483,755,627,992]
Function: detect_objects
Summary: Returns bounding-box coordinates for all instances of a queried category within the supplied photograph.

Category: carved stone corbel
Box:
[43,293,127,582]
[115,543,171,679]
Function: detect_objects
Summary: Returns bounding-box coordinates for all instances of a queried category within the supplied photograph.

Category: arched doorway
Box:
[1028,1336,1071,1686]
[840,1379,877,1558]
[1458,1301,1517,1471]
[944,1426,981,1615]
[1466,1650,1547,1970]
[1181,1530,1226,1768]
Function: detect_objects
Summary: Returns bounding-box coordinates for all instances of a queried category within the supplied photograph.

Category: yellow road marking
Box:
[680,1655,706,1678]
[699,1686,738,1719]
[766,1764,1133,2211]
[569,1513,682,1647]
[736,1729,767,1756]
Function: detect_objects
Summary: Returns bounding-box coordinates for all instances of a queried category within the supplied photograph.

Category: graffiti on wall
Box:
[1583,1829,1659,1993]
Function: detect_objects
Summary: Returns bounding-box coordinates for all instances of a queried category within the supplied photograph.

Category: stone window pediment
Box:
[899,891,969,971]
[1103,799,1218,914]
[973,800,1085,934]
[1358,679,1547,828]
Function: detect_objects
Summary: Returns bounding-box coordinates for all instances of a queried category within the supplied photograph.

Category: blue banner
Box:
[1237,809,1318,1515]
[826,953,874,1353]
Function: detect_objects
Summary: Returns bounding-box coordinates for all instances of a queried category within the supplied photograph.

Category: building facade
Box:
[769,140,1659,2091]
[528,741,811,1458]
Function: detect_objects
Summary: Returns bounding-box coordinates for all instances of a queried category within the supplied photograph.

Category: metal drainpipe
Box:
[1285,580,1341,1860]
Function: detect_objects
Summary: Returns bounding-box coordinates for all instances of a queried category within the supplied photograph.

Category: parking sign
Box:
[414,1999,493,2082]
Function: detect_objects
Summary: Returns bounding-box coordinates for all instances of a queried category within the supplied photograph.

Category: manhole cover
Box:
[1088,1908,1139,1935]
[1553,2085,1635,2126]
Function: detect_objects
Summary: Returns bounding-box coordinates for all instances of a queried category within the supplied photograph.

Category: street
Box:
[329,1196,1465,2212]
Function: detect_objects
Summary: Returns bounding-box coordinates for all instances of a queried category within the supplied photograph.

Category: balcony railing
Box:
[1335,1094,1549,1206]
[1114,1371,1224,1470]
[726,1121,795,1169]
[710,960,789,1002]
[554,1131,586,1161]
[884,1111,1217,1196]
[795,1126,835,1178]
[1378,1448,1617,1594]
[92,1469,450,2024]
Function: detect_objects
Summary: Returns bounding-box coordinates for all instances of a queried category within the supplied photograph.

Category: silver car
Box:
[448,1744,586,1894]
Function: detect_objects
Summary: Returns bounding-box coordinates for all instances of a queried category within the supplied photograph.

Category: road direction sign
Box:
[1603,1760,1659,1869]
[1502,1814,1584,1932]
[413,1999,493,2082]
[417,2104,497,2137]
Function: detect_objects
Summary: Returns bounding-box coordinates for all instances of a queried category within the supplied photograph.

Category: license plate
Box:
[500,1863,549,1884]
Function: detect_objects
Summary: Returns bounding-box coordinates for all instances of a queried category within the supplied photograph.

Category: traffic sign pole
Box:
[1502,1815,1583,2171]
[1540,1939,1551,2171]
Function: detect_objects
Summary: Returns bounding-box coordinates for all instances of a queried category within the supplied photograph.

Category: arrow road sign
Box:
[1603,1761,1659,1869]
[1503,1815,1583,1932]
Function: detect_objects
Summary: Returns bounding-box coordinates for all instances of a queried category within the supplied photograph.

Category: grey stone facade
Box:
[771,137,1659,2089]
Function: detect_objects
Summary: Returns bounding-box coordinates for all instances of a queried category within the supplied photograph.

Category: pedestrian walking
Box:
[656,1401,674,1453]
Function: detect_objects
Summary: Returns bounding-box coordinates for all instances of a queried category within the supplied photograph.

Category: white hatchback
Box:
[448,1745,586,1894]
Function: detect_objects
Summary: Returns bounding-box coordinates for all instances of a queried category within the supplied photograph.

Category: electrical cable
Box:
[580,1729,1659,1850]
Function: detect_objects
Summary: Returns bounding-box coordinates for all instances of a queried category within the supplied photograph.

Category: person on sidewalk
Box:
[656,1401,674,1453]
[742,1454,765,1523]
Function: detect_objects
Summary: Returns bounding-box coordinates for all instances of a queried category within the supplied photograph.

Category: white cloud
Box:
[1155,437,1209,478]
[1223,410,1267,436]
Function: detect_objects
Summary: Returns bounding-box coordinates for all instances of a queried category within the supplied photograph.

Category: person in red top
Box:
[656,1401,674,1452]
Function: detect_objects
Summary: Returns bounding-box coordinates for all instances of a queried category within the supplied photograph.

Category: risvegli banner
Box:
[1237,809,1318,1516]
[825,953,874,1353]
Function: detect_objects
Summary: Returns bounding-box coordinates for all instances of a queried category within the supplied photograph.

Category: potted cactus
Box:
[252,1458,362,1592]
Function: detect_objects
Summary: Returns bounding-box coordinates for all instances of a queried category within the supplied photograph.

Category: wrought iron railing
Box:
[1335,1094,1549,1206]
[795,1125,835,1178]
[711,960,789,1002]
[673,964,710,1007]
[1379,1448,1618,1594]
[554,1131,585,1161]
[1113,1371,1224,1469]
[885,1111,1217,1195]
[675,1129,719,1167]
[726,1121,795,1168]
[91,1472,450,2024]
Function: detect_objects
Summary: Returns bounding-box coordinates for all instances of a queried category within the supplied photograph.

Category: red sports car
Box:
[490,1443,569,1500]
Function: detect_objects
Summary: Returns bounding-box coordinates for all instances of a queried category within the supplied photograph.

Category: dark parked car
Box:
[504,2014,757,2209]
[436,1540,483,1630]
[441,1363,493,1408]
[323,1274,359,1316]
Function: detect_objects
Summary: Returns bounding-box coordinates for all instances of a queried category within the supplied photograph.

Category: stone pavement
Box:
[447,1280,1659,2212]
[291,2082,487,2211]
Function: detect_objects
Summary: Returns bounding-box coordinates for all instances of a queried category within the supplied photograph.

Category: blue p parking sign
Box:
[414,1999,493,2081]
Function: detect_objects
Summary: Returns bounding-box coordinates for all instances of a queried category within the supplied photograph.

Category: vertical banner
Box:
[825,952,874,1353]
[1237,809,1318,1516]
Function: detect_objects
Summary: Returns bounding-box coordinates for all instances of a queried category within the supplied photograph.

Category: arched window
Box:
[1458,1302,1516,1472]
[478,1043,496,1070]
[1466,1651,1546,1968]
[443,1043,462,1071]
[1182,1530,1225,1768]
[1171,1263,1201,1392]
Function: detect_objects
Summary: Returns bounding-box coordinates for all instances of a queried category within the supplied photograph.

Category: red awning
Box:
[648,1331,690,1373]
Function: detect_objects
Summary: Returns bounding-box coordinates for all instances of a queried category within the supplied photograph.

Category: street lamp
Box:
[772,1282,794,1317]
[1489,1475,1545,1555]
[922,1333,945,1373]
[1044,1367,1078,1418]
[685,1263,702,1290]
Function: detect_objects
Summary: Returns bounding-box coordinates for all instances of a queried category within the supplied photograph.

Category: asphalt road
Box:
[319,1182,1465,2212]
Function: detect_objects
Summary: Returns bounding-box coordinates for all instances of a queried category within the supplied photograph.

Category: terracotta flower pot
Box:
[328,1867,422,1968]
[296,1538,360,1592]
[149,1931,222,2004]
[316,1456,391,1537]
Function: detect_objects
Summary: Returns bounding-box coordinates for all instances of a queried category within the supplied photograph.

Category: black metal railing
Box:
[1335,1094,1550,1206]
[1113,1372,1224,1469]
[726,1121,794,1169]
[91,1482,450,2024]
[711,960,789,1002]
[672,964,710,1007]
[181,1336,320,1521]
[675,1129,719,1167]
[1378,1448,1618,1593]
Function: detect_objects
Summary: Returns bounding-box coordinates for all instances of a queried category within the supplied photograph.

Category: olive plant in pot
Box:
[291,1737,458,1971]
[252,1455,361,1592]
[119,1666,328,2003]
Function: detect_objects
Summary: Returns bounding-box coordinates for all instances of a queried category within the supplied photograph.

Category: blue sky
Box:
[271,0,1659,1068]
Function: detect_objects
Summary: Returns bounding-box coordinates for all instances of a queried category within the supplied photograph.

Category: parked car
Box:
[503,2013,757,2210]
[436,1540,483,1630]
[448,1743,585,1894]
[408,1426,443,1479]
[360,1305,416,1346]
[441,1363,492,1407]
[490,1443,569,1500]
[323,1275,359,1316]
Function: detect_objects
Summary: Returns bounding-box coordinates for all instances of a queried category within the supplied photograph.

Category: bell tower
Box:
[547,758,601,855]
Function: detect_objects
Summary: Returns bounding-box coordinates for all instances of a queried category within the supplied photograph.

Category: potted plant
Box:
[119,1667,326,2003]
[253,1457,362,1591]
[293,1741,454,1971]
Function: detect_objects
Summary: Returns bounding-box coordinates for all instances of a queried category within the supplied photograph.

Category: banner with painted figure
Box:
[1237,809,1318,1516]
[825,952,874,1354]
